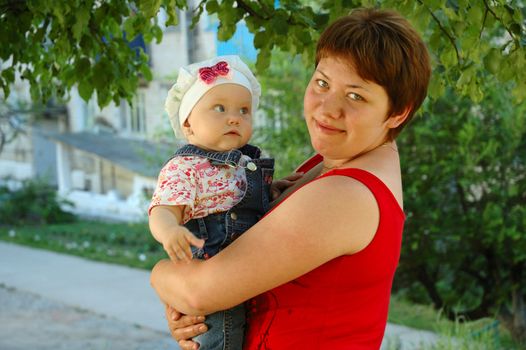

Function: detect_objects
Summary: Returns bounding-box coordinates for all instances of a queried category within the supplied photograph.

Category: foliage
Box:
[174,0,526,103]
[0,0,185,107]
[1,0,525,109]
[252,50,312,178]
[0,179,76,225]
[0,220,165,269]
[396,80,526,343]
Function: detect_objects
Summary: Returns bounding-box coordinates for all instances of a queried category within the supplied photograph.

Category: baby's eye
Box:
[240,107,250,115]
[348,92,364,101]
[213,104,225,112]
[316,79,329,88]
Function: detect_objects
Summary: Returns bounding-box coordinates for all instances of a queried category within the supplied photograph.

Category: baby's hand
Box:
[162,226,205,263]
[271,172,304,200]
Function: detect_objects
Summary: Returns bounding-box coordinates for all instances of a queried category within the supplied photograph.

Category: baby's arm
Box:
[149,205,204,263]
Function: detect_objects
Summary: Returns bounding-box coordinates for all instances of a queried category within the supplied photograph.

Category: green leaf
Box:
[138,0,162,18]
[466,6,483,25]
[205,0,219,14]
[439,47,457,68]
[509,22,521,35]
[256,47,271,72]
[297,29,312,45]
[483,48,501,75]
[254,31,268,49]
[151,25,163,43]
[163,0,180,26]
[72,6,91,41]
[52,4,66,27]
[78,79,93,101]
[217,23,236,41]
[512,80,526,102]
[97,88,112,107]
[468,79,483,103]
[140,64,153,81]
[271,15,289,36]
[0,80,11,98]
[92,60,110,91]
[2,66,15,83]
[427,75,446,100]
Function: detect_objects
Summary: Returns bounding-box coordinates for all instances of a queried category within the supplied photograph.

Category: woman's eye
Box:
[316,79,329,88]
[240,107,250,115]
[213,104,225,112]
[348,92,364,101]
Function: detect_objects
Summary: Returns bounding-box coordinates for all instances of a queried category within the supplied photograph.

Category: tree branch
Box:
[454,176,469,215]
[236,0,270,20]
[237,0,311,29]
[480,7,488,39]
[417,265,444,310]
[482,0,519,47]
[0,0,27,16]
[416,0,461,64]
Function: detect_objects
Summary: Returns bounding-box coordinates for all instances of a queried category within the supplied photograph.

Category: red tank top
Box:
[244,155,405,350]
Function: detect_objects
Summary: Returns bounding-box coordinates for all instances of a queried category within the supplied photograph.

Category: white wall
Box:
[0,159,32,179]
[150,29,189,79]
[60,174,157,223]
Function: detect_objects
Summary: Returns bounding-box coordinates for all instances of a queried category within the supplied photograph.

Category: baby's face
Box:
[183,84,253,152]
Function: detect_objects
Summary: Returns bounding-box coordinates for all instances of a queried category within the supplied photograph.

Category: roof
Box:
[46,132,175,178]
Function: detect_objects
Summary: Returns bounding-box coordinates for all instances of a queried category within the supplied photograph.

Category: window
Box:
[130,91,146,134]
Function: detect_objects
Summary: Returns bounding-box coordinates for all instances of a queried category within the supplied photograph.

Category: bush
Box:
[253,50,313,178]
[396,80,526,343]
[0,179,76,225]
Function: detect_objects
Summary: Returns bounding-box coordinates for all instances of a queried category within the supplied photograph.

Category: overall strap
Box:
[169,144,261,167]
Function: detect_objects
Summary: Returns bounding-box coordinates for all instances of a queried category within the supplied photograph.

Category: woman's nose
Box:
[320,94,343,119]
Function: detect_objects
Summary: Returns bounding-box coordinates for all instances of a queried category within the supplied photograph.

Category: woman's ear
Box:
[385,107,411,129]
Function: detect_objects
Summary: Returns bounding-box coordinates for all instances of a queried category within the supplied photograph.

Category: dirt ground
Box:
[0,284,178,350]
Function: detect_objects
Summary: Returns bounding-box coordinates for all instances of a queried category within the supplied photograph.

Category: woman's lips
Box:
[315,119,344,135]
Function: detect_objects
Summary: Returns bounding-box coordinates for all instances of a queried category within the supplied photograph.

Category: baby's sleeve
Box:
[148,157,197,215]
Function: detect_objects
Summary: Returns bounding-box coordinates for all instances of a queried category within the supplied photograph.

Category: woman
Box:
[151,7,431,350]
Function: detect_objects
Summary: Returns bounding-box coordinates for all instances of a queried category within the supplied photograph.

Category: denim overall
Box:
[170,144,274,350]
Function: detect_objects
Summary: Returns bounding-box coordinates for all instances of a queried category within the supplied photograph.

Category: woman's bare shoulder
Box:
[276,174,381,255]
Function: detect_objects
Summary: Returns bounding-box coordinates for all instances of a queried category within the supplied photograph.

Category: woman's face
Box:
[304,56,400,161]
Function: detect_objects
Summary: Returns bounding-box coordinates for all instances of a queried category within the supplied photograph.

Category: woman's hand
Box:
[270,172,304,200]
[165,305,207,350]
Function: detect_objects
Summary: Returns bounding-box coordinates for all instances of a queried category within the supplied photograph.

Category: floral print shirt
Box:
[149,155,248,223]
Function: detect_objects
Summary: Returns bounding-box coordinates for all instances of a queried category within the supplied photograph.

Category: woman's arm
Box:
[151,175,380,315]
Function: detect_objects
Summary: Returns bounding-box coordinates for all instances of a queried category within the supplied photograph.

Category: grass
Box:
[1,220,524,349]
[0,220,166,270]
[388,295,523,350]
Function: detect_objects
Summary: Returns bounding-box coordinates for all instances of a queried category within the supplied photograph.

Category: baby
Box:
[149,55,274,350]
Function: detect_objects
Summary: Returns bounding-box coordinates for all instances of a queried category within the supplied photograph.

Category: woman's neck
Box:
[320,141,398,175]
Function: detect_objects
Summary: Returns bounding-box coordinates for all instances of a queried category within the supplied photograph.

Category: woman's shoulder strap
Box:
[295,154,323,173]
[324,168,405,218]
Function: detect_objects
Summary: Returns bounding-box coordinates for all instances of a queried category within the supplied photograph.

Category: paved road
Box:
[0,242,437,349]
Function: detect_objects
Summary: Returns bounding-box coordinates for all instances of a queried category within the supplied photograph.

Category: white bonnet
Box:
[165,55,261,138]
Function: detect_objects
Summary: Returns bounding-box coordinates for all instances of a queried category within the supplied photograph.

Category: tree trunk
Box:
[498,289,526,344]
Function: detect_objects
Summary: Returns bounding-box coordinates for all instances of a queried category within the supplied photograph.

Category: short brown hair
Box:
[316,8,431,139]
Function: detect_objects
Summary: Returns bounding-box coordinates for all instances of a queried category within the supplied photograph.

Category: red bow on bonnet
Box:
[198,61,230,84]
